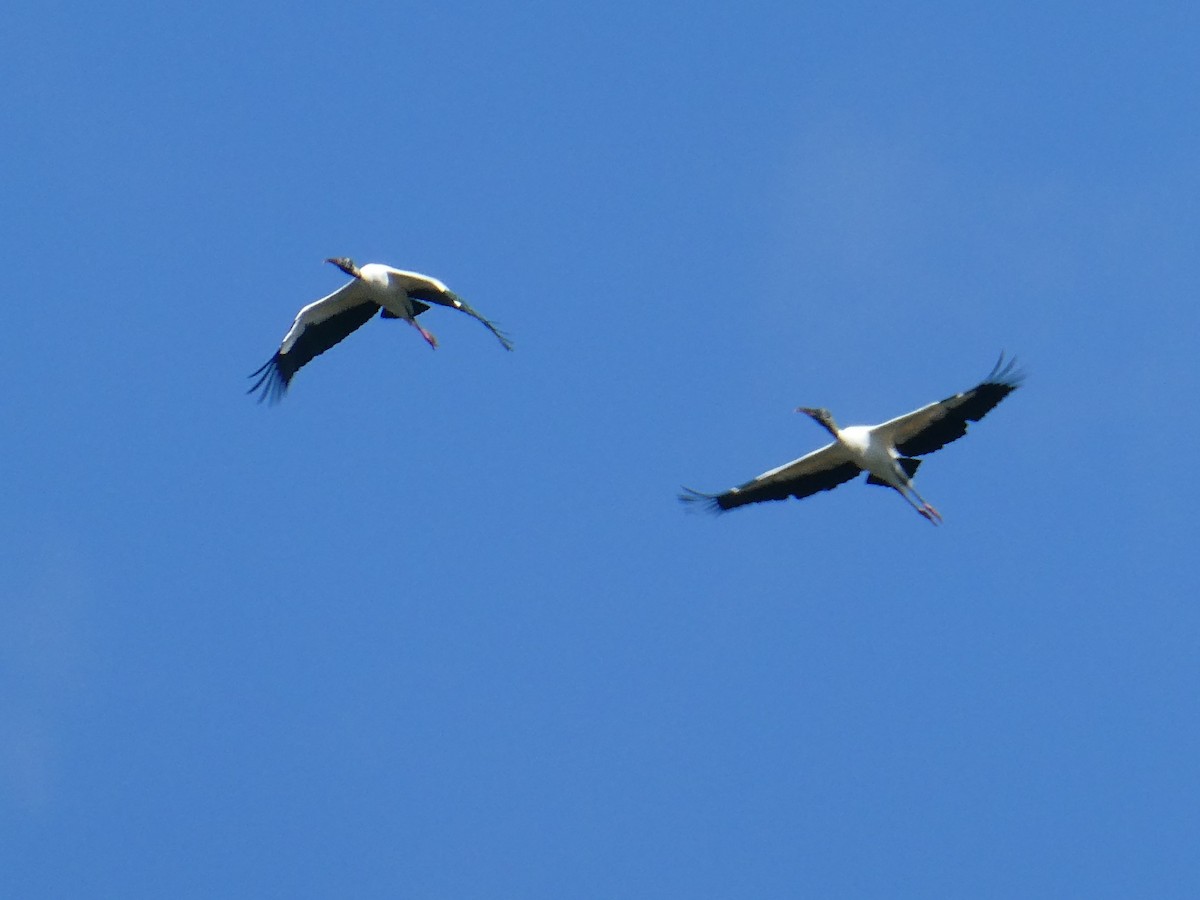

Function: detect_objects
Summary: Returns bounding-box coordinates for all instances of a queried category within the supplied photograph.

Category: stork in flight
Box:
[249,258,513,403]
[680,355,1023,524]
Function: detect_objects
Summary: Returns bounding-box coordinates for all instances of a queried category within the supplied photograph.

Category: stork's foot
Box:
[416,325,439,349]
[920,504,943,525]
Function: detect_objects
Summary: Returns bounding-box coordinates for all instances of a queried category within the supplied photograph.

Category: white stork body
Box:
[249,258,512,403]
[681,355,1023,524]
[827,423,944,522]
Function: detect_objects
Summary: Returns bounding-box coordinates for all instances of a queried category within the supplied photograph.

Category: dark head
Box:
[796,406,839,437]
[325,257,361,278]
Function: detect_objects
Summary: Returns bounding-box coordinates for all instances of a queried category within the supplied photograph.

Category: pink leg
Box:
[410,319,438,349]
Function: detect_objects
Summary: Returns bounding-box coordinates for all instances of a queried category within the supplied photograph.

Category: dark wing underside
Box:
[890,354,1024,457]
[406,286,451,305]
[680,444,863,513]
[248,302,381,403]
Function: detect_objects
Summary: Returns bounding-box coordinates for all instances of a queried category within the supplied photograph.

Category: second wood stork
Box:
[249,258,513,403]
[680,355,1023,524]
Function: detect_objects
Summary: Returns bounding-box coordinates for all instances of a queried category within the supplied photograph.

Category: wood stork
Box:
[680,355,1023,524]
[248,258,513,403]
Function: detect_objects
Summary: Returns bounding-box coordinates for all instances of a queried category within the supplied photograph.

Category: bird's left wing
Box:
[681,442,861,512]
[876,353,1023,457]
[385,267,513,350]
[409,285,514,350]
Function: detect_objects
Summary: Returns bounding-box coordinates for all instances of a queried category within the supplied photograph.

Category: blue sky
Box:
[4,2,1200,896]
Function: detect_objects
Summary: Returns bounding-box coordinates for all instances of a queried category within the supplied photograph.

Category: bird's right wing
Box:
[681,442,861,512]
[248,281,378,403]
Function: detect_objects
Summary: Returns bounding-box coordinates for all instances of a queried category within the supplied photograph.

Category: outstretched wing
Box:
[248,281,378,403]
[408,286,514,351]
[680,442,861,512]
[381,267,514,351]
[876,353,1024,457]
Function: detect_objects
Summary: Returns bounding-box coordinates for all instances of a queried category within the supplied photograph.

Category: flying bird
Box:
[249,258,512,402]
[680,355,1023,524]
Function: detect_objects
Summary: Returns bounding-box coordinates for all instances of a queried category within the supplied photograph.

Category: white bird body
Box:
[251,258,512,403]
[681,355,1024,524]
[840,425,917,490]
[834,425,891,477]
[357,263,450,320]
[277,265,444,354]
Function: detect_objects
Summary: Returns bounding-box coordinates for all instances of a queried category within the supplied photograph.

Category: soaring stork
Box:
[680,355,1023,524]
[248,258,513,403]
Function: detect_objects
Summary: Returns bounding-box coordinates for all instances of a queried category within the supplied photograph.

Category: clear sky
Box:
[4,2,1199,897]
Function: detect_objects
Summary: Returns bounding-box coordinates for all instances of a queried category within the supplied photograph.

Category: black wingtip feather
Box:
[443,291,515,351]
[247,354,291,405]
[679,487,725,514]
[491,325,516,352]
[985,352,1025,390]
